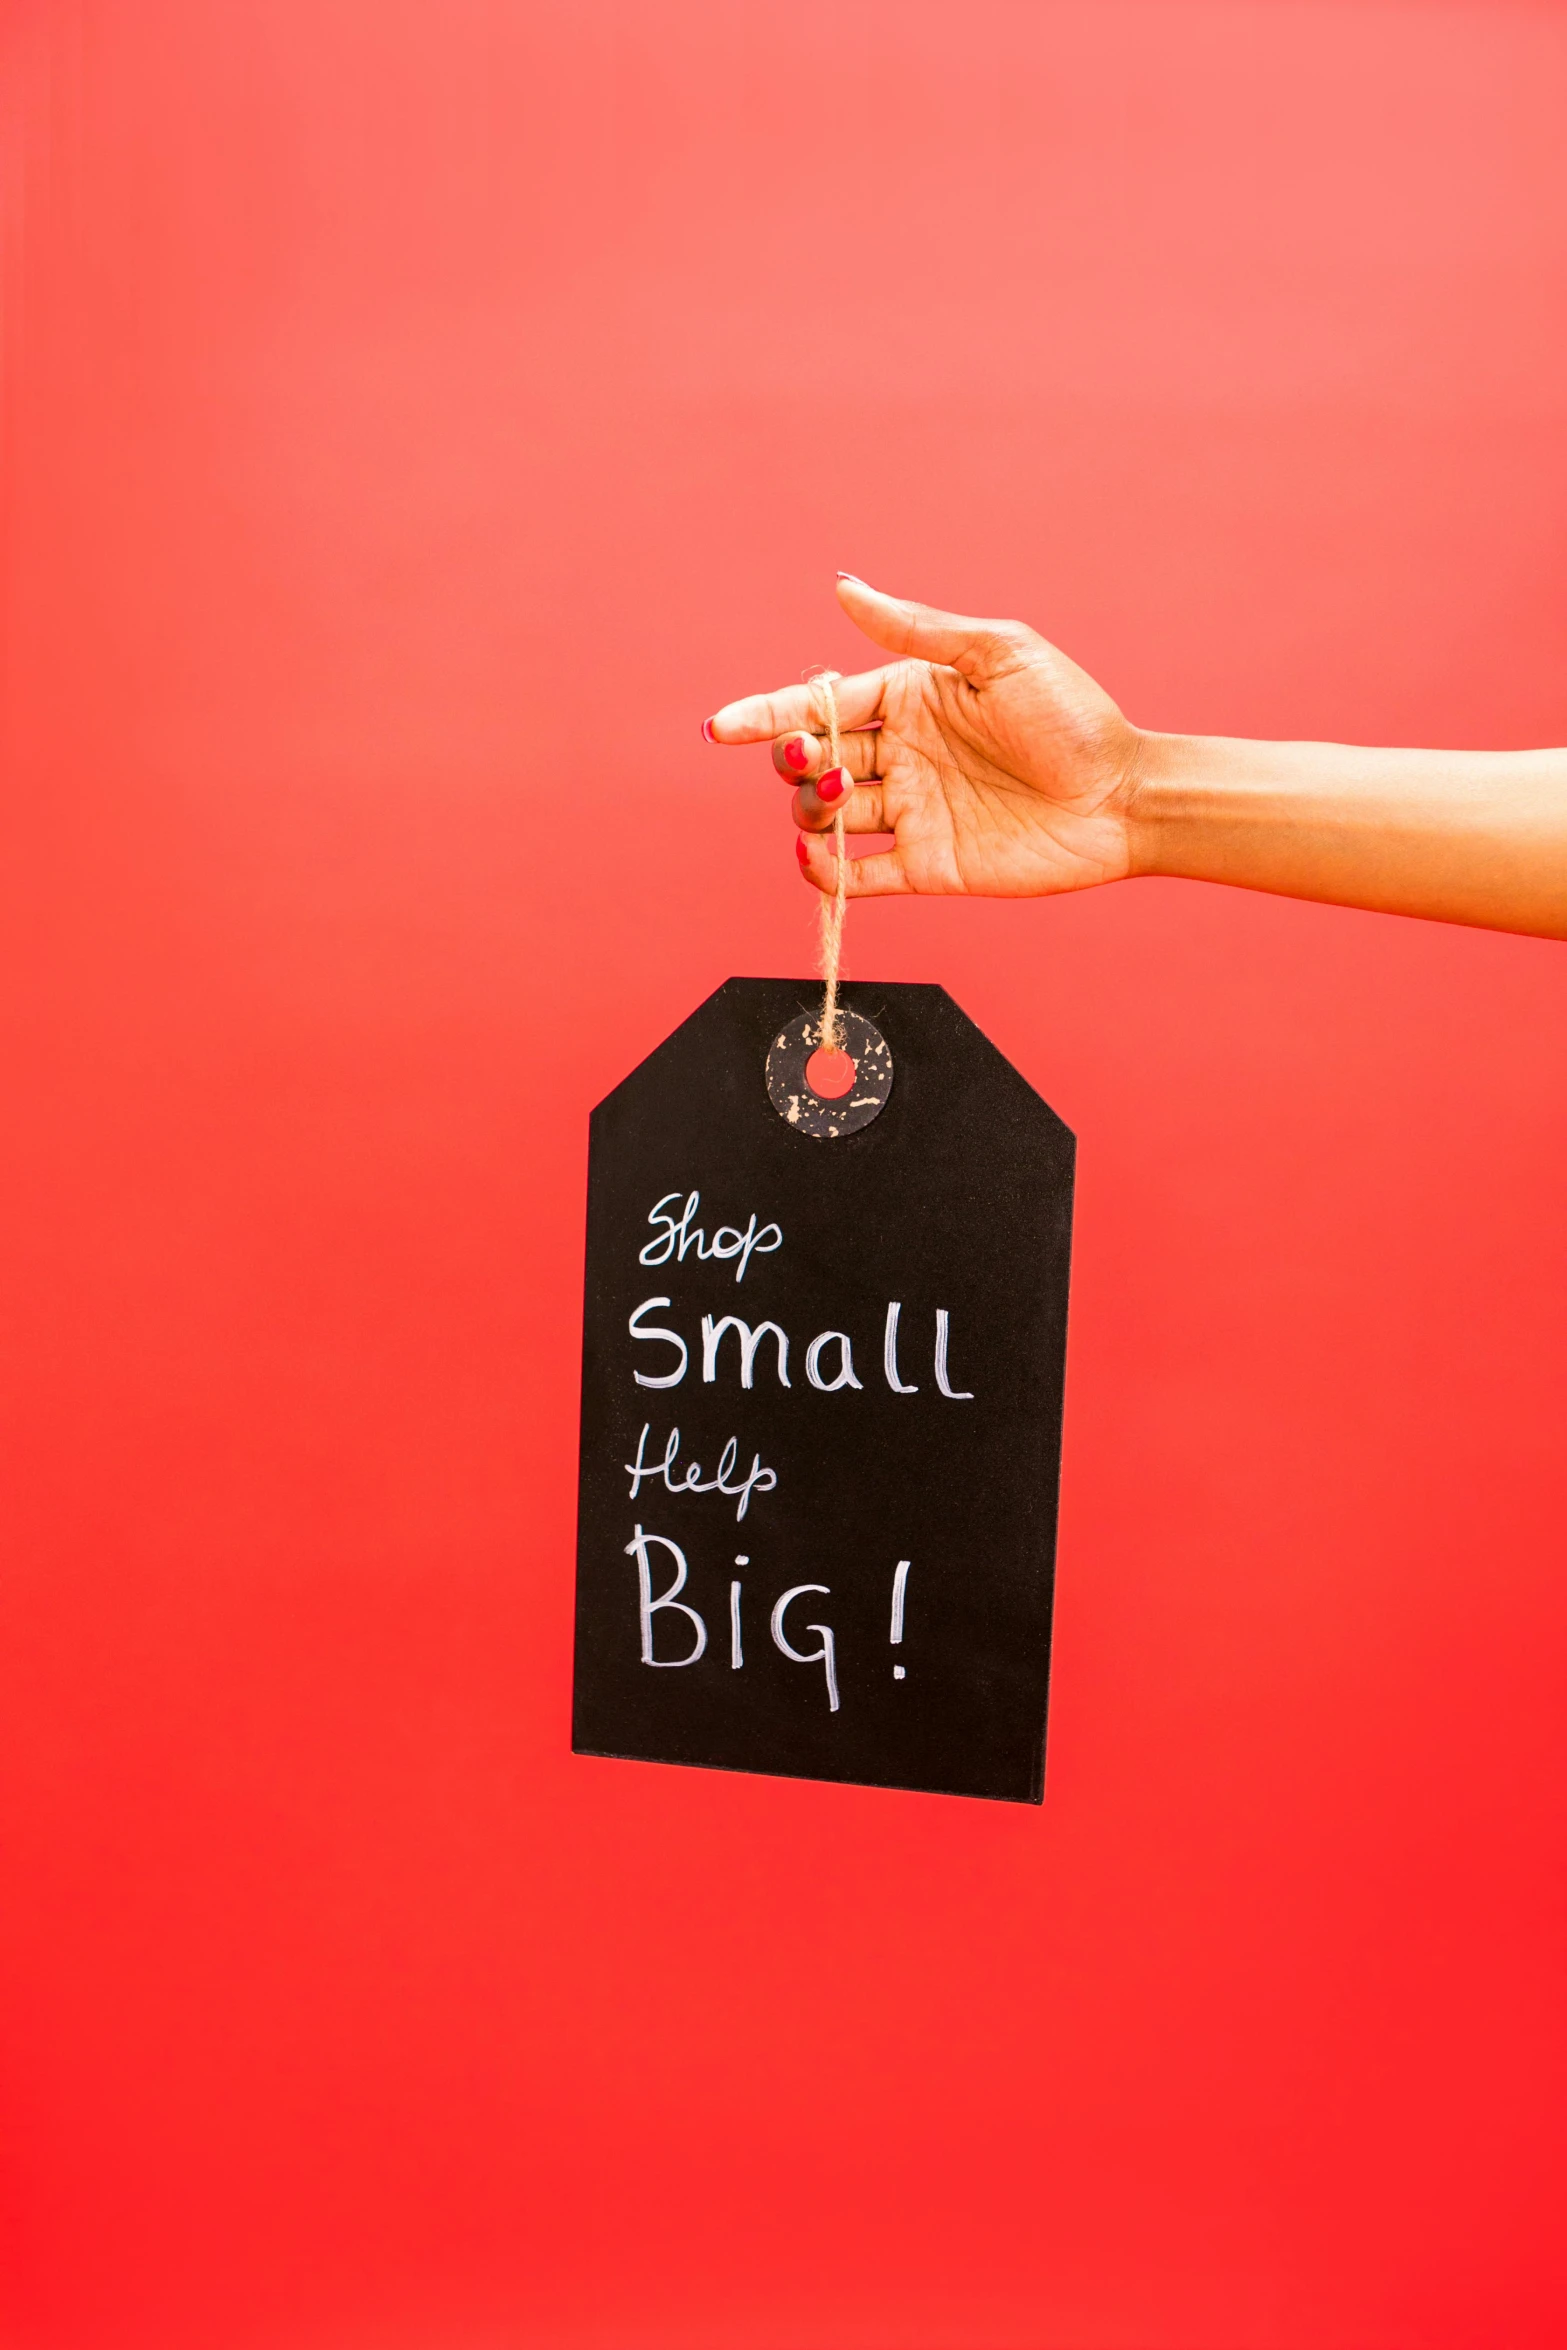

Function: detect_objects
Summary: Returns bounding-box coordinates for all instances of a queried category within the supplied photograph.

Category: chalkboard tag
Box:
[572,978,1075,1804]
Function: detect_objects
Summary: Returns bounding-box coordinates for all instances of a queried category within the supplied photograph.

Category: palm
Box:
[873,644,1137,897]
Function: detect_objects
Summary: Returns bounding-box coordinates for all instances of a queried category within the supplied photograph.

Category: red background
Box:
[3,3,1565,2343]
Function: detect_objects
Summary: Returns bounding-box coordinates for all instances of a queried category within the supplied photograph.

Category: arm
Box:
[704,577,1567,943]
[1130,732,1567,939]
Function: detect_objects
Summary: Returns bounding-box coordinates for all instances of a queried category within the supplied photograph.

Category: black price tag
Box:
[572,979,1075,1803]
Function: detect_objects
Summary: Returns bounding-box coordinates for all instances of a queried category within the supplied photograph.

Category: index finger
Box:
[704,666,892,746]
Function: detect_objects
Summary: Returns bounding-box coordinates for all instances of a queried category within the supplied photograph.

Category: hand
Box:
[704,577,1146,899]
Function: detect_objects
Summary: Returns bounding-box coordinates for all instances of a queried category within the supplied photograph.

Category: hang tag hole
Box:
[805,1048,856,1100]
[765,1008,892,1138]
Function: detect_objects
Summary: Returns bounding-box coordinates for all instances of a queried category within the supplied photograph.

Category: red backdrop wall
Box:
[2,3,1565,2343]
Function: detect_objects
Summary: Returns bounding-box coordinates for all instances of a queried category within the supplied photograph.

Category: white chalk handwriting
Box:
[628,1296,974,1398]
[624,1422,778,1522]
[639,1191,782,1284]
[625,1538,916,1712]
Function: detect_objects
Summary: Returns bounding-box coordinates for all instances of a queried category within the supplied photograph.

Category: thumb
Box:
[835,574,1021,678]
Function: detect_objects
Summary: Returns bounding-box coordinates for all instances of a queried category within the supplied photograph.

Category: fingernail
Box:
[817,768,847,803]
[701,718,717,743]
[837,572,869,586]
[795,835,809,867]
[783,736,810,772]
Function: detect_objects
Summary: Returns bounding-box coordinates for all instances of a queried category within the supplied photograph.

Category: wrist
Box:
[1121,729,1196,879]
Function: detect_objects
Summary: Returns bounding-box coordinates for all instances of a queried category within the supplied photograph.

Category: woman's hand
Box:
[703,576,1146,899]
[706,575,1567,937]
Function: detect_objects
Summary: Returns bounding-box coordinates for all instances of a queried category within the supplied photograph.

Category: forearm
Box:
[1127,733,1567,940]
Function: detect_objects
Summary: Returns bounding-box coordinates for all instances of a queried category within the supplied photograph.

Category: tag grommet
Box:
[765,1008,892,1139]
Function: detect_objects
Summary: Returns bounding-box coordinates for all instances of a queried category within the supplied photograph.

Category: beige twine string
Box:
[809,669,850,1053]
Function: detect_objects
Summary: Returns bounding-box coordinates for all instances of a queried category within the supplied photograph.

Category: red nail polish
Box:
[784,736,809,772]
[701,718,716,743]
[795,835,809,866]
[818,768,846,803]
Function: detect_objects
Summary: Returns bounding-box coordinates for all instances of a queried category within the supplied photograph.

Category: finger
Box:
[707,668,891,745]
[796,833,912,898]
[836,573,1029,681]
[793,780,887,833]
[771,729,880,784]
